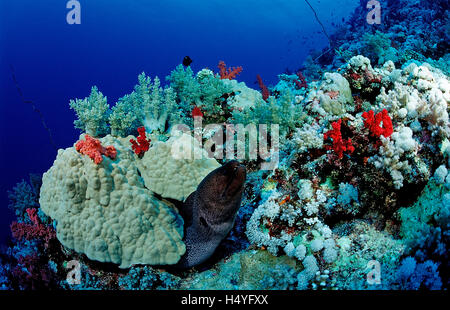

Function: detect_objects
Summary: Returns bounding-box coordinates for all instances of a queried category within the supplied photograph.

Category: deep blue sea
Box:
[0,0,357,246]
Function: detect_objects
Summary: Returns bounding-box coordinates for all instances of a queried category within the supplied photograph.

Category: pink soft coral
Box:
[323,119,355,159]
[10,208,56,247]
[75,134,117,164]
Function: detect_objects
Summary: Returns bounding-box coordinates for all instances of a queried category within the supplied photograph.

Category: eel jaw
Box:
[221,160,246,200]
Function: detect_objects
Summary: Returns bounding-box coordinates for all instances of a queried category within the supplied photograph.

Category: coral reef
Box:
[1,0,449,288]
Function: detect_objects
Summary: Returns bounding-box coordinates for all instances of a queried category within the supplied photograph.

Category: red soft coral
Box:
[218,61,243,80]
[75,134,117,164]
[12,255,58,290]
[10,208,56,248]
[256,74,270,101]
[294,71,308,89]
[323,119,355,159]
[130,126,151,157]
[362,109,393,138]
[191,106,204,118]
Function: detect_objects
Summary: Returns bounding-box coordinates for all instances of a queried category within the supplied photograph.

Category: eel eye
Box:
[199,216,208,227]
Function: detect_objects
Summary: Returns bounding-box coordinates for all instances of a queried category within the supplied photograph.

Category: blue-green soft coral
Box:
[7,174,41,222]
[69,86,111,137]
[109,73,183,136]
[231,89,307,139]
[70,66,236,138]
[166,65,232,124]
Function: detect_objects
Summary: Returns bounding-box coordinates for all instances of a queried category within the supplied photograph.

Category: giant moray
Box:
[176,160,246,268]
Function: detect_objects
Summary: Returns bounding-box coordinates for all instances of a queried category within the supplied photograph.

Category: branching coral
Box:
[256,74,270,101]
[7,177,40,222]
[294,71,308,90]
[10,208,56,248]
[110,73,185,136]
[231,87,305,141]
[217,61,243,80]
[69,86,111,137]
[166,66,232,125]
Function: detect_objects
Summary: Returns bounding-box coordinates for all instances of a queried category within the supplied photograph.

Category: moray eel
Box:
[176,160,246,268]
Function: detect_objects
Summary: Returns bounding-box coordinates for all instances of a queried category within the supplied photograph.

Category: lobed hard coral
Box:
[40,134,188,268]
[136,131,220,201]
[304,72,354,117]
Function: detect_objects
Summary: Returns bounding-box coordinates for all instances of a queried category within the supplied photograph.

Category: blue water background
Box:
[0,0,358,245]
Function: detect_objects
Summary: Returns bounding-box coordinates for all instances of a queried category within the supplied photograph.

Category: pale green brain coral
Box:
[39,134,195,268]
